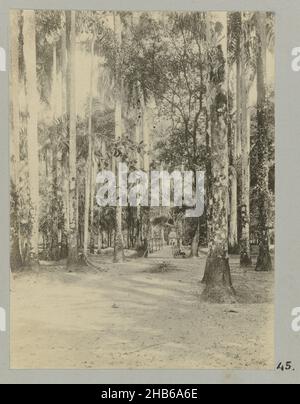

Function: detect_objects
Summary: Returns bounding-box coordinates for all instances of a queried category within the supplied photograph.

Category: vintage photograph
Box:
[10,10,275,369]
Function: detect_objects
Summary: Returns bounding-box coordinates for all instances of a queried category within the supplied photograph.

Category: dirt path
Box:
[11,255,274,369]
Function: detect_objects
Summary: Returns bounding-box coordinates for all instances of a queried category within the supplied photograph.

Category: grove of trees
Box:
[10,10,275,303]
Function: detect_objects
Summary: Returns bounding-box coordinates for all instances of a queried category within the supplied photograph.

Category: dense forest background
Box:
[10,10,275,303]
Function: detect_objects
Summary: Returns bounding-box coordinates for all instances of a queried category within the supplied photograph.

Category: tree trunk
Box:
[141,91,150,172]
[255,12,272,272]
[160,226,166,247]
[204,13,213,265]
[66,10,79,266]
[190,220,200,258]
[239,15,253,267]
[235,13,243,247]
[135,206,143,248]
[50,44,60,261]
[97,232,102,255]
[236,53,242,160]
[97,208,102,254]
[134,85,143,248]
[113,13,124,263]
[228,166,239,253]
[240,83,252,265]
[90,157,97,254]
[144,208,152,258]
[61,23,67,116]
[10,11,23,270]
[10,10,20,194]
[83,38,95,258]
[61,18,69,258]
[202,14,235,302]
[228,64,239,254]
[23,10,40,268]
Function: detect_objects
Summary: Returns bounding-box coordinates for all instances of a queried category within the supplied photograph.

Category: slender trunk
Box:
[202,13,213,282]
[135,86,143,248]
[141,91,150,172]
[51,141,60,260]
[83,38,95,257]
[10,10,20,195]
[202,13,235,302]
[127,206,131,249]
[66,10,79,266]
[238,14,253,267]
[236,22,245,254]
[61,24,67,116]
[144,208,152,258]
[113,13,124,263]
[236,56,242,160]
[96,207,102,254]
[90,156,97,253]
[10,11,23,270]
[160,226,166,247]
[61,160,70,258]
[255,12,272,272]
[61,17,69,257]
[50,44,60,261]
[135,206,143,248]
[23,10,40,268]
[228,57,238,254]
[204,13,213,262]
[228,166,238,253]
[97,232,102,254]
[190,220,200,258]
[240,79,252,265]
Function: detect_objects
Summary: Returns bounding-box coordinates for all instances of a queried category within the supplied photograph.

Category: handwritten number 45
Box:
[277,362,295,372]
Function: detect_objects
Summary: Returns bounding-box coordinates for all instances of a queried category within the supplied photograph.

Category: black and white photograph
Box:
[9,9,275,369]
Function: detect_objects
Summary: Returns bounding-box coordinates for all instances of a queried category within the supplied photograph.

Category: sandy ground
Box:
[11,250,274,369]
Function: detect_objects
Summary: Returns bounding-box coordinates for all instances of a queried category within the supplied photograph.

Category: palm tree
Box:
[23,10,40,268]
[113,12,125,263]
[255,12,272,272]
[83,36,96,258]
[50,42,60,260]
[10,10,22,269]
[228,12,256,265]
[227,12,242,254]
[66,10,79,266]
[202,13,235,302]
[134,84,143,248]
[60,17,70,257]
[239,12,255,267]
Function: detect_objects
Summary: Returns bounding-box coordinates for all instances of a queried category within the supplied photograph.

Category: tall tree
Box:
[134,84,143,248]
[10,10,23,270]
[127,13,209,257]
[202,13,235,302]
[23,10,40,268]
[66,10,79,266]
[227,12,241,254]
[113,12,125,263]
[239,12,254,267]
[191,220,200,258]
[83,36,96,258]
[50,42,60,260]
[255,12,272,272]
[80,11,107,258]
[228,165,238,251]
[203,12,214,265]
[60,19,70,257]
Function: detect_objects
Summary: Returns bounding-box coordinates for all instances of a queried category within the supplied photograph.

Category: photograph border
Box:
[1,0,300,384]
